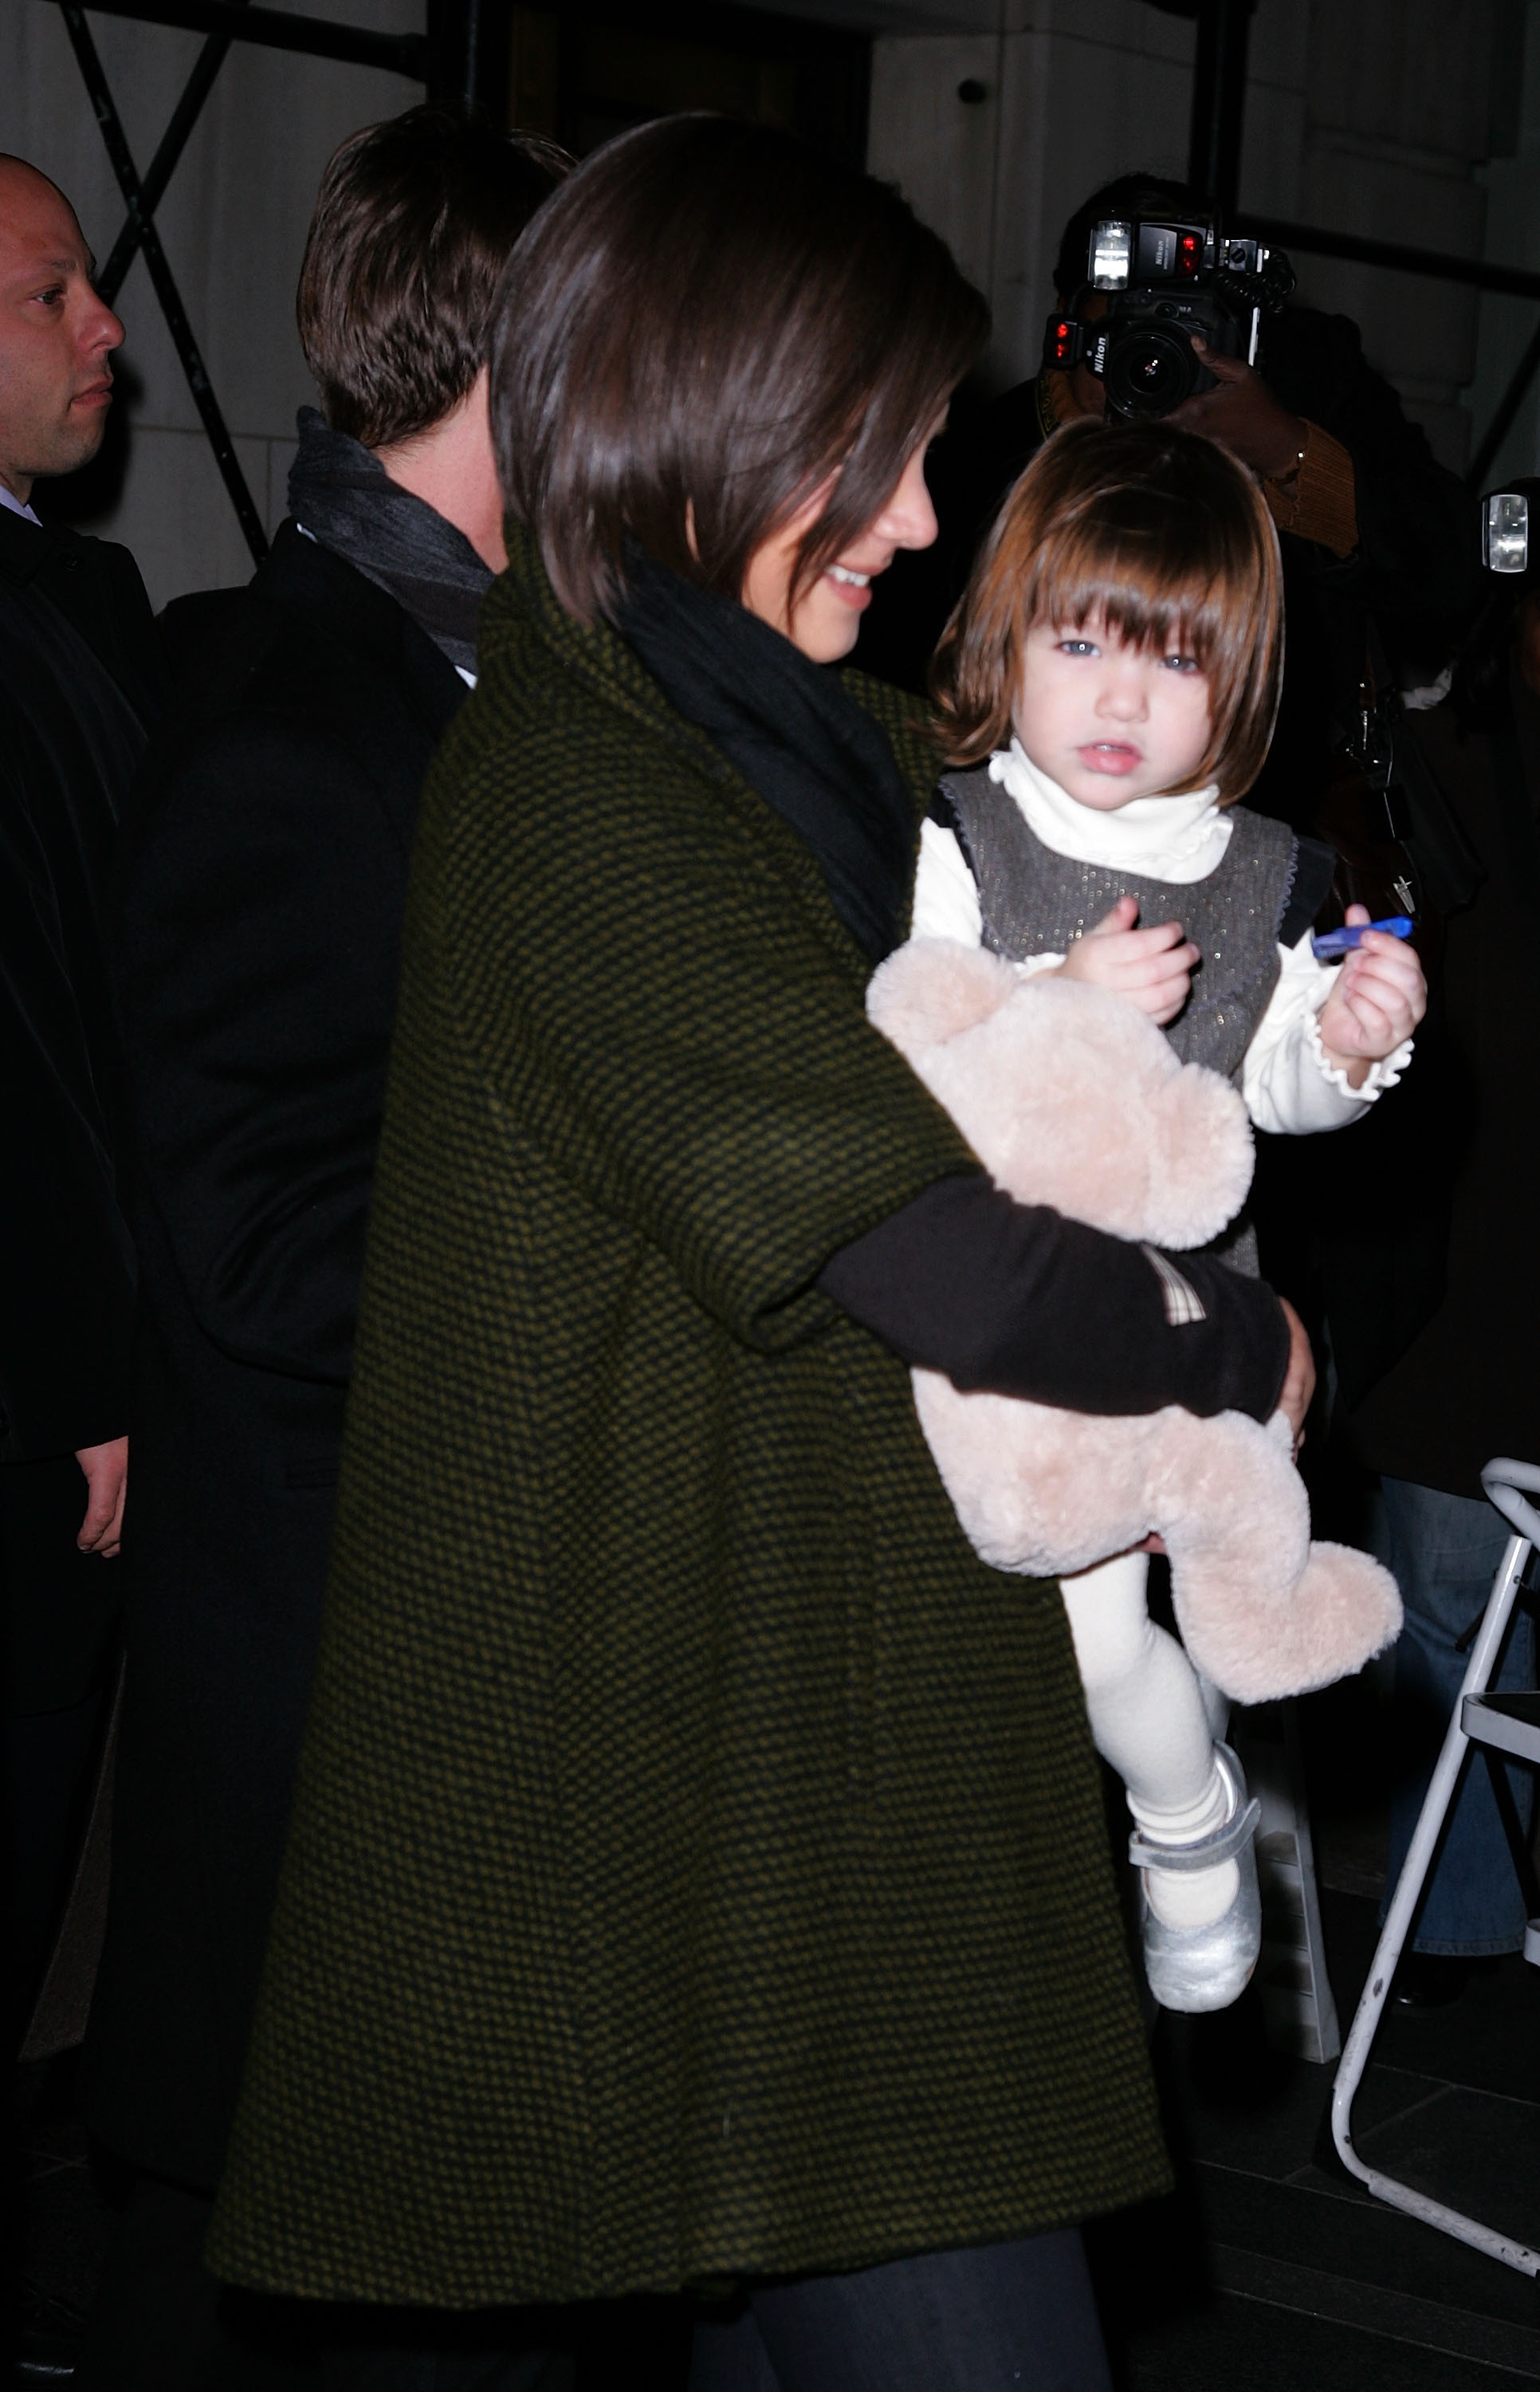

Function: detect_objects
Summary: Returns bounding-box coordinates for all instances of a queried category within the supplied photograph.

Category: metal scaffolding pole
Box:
[426,0,509,118]
[1187,0,1253,218]
[56,0,428,562]
[60,0,270,562]
[96,2,252,305]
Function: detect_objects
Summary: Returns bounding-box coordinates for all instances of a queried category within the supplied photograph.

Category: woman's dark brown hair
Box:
[298,104,569,450]
[489,115,990,623]
[933,419,1284,803]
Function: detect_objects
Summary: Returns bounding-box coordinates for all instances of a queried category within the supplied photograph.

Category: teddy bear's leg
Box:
[1149,1410,1402,1703]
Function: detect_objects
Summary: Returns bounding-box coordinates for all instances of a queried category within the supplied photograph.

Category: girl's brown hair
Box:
[489,114,989,624]
[933,419,1284,803]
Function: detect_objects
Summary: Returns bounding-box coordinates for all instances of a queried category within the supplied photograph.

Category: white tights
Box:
[1060,1548,1238,1928]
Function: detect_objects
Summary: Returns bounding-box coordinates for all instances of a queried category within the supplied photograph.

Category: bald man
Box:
[0,154,163,2042]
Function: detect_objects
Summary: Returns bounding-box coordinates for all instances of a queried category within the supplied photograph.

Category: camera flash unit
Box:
[1483,491,1529,574]
[1091,219,1132,290]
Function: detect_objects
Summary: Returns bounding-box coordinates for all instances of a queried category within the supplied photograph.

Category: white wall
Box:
[1288,0,1502,471]
[0,0,425,606]
[865,0,1505,472]
[866,1,1200,397]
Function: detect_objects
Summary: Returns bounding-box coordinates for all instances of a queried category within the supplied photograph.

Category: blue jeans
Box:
[321,2350,562,2391]
[314,2237,1110,2391]
[1381,1477,1535,1955]
[689,2232,1110,2392]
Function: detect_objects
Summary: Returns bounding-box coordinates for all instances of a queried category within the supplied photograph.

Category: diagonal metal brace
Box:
[60,1,269,564]
[96,6,252,308]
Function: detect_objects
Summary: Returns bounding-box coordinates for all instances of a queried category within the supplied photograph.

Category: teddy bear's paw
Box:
[866,938,1018,1060]
[1184,1542,1404,1706]
[1291,1543,1404,1686]
[1139,1067,1255,1251]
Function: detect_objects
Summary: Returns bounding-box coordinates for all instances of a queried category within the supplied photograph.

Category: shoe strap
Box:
[1127,1745,1260,1874]
[1128,1792,1260,1872]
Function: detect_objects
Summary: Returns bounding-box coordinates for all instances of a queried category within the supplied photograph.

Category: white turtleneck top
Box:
[912,738,1412,1137]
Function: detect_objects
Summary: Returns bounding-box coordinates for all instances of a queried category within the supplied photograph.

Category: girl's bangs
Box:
[1031,511,1235,671]
[931,419,1283,797]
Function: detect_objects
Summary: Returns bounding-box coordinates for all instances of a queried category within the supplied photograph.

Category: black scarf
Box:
[287,407,492,675]
[615,545,915,966]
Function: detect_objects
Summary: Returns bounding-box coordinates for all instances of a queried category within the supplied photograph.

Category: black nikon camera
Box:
[1043,210,1294,419]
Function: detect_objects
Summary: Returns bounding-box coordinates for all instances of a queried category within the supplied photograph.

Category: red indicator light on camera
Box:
[1051,320,1071,360]
[1177,232,1201,275]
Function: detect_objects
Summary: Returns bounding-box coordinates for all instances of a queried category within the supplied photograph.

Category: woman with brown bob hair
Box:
[210,120,1314,2388]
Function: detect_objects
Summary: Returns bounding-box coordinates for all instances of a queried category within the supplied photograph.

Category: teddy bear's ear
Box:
[866,939,1019,1060]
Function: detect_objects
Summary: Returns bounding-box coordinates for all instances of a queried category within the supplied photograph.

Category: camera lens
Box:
[1103,325,1200,418]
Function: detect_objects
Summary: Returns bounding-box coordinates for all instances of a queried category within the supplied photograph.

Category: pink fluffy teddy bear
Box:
[866,935,1402,1705]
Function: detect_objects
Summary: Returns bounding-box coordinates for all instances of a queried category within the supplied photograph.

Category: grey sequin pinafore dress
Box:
[939,767,1302,1274]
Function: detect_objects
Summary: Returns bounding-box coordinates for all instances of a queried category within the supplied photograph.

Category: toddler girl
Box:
[915,419,1426,2010]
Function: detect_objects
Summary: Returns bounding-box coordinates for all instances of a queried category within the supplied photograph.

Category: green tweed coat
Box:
[208,526,1169,2306]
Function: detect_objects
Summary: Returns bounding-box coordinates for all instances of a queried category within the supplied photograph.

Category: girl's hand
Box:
[1057,895,1199,1026]
[1315,903,1427,1084]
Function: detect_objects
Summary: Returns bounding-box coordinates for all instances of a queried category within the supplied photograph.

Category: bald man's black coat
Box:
[0,505,163,1709]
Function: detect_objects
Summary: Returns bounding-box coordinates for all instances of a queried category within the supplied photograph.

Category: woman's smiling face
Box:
[740,423,944,663]
[1012,611,1215,809]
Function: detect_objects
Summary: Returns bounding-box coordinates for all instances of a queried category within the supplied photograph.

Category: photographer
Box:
[860,171,1482,836]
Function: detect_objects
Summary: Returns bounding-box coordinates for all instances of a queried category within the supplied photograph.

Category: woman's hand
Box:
[1277,1297,1316,1453]
[1316,904,1427,1086]
[1056,895,1199,1025]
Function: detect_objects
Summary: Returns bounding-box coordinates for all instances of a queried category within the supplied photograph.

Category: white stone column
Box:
[1293,0,1500,470]
[870,2,1203,393]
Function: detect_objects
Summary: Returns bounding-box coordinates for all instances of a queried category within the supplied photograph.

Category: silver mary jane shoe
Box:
[1129,1741,1262,2015]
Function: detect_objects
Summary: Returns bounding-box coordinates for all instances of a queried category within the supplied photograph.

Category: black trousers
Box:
[77,2174,323,2391]
[5,1450,120,2035]
[77,2173,574,2392]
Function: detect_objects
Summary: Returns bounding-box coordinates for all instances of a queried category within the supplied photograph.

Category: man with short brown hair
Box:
[77,104,566,2391]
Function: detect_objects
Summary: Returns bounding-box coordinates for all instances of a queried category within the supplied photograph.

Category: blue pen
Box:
[1311,914,1413,961]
